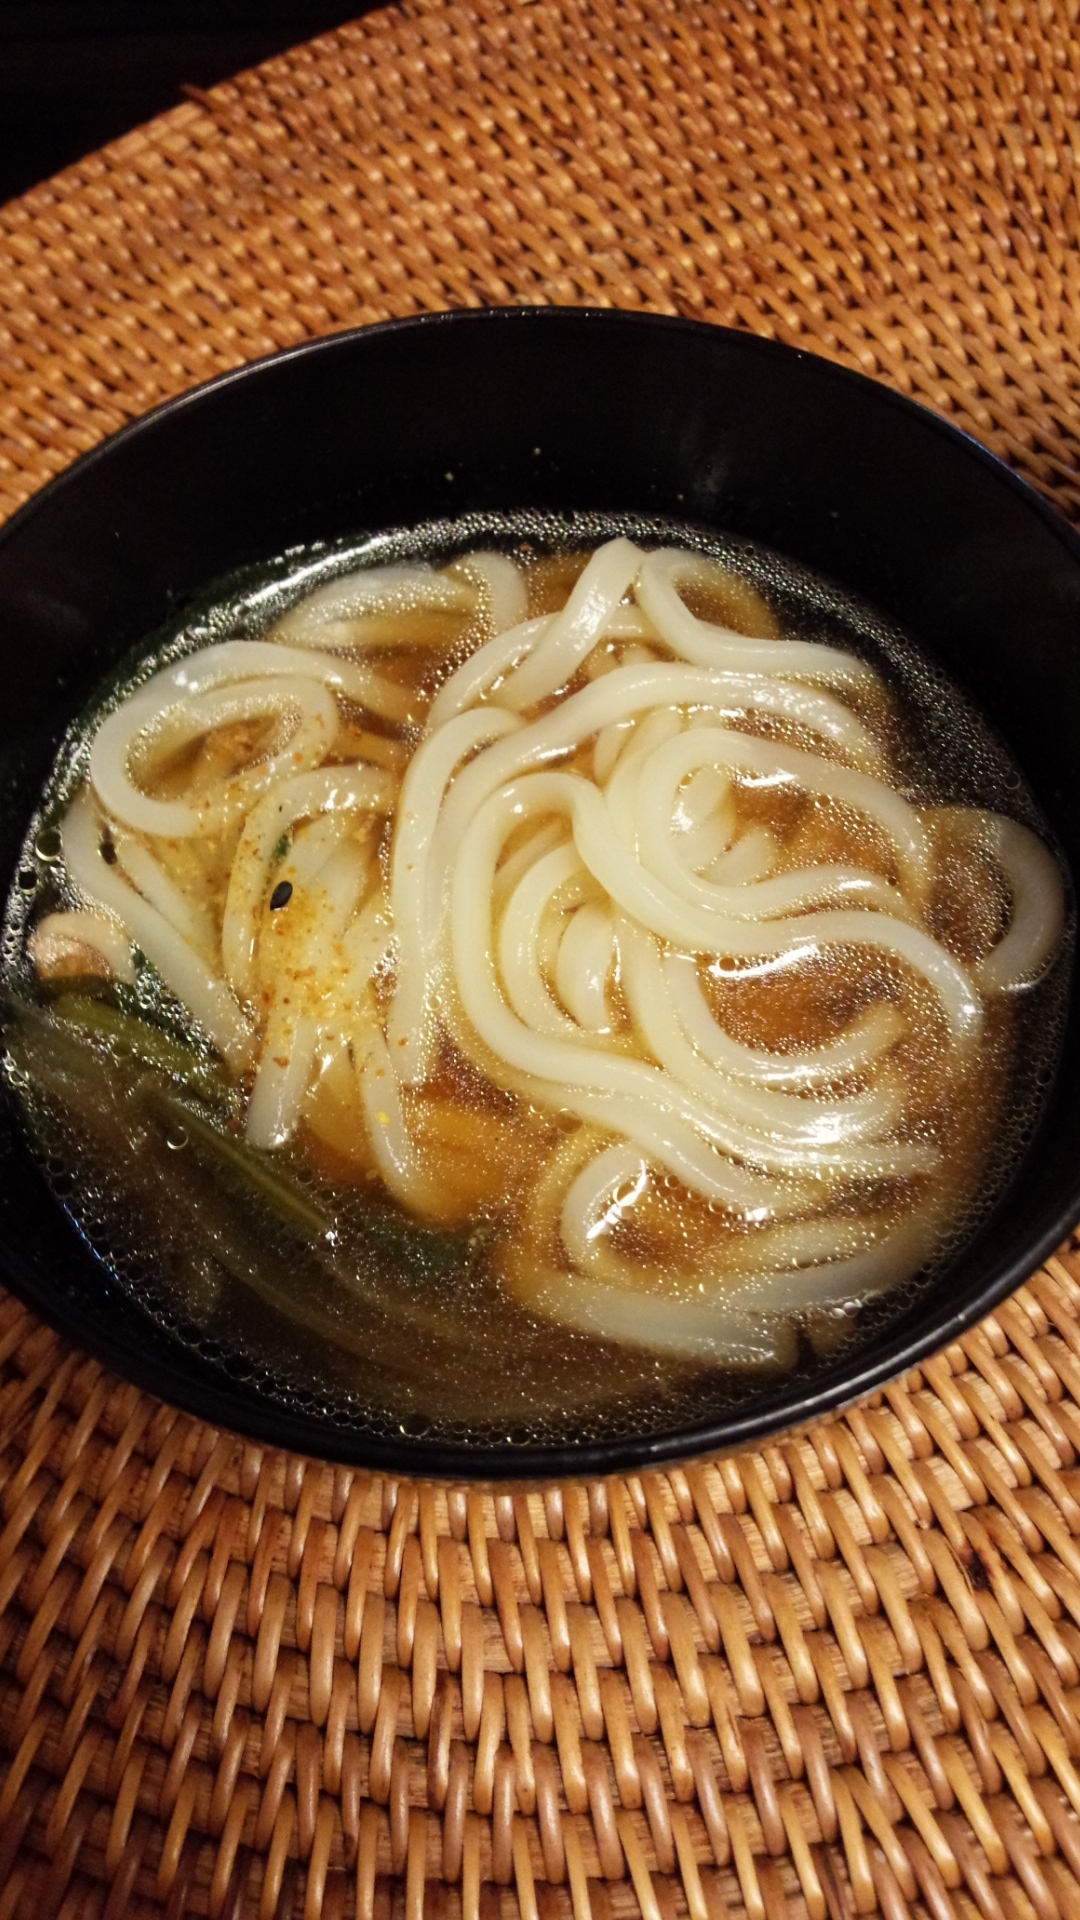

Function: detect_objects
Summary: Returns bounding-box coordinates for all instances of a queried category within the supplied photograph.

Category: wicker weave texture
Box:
[7,1261,1080,1920]
[3,2,1080,1915]
[1,1,1079,525]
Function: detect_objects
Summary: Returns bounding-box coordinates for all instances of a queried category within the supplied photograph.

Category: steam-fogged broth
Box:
[1,516,1069,1445]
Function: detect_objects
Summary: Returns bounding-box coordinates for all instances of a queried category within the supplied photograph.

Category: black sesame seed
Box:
[101,840,117,866]
[270,880,293,911]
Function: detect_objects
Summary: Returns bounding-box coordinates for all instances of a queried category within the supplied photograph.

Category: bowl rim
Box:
[2,301,1080,1481]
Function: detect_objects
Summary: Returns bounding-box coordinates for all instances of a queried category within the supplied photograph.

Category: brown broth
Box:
[2,513,1070,1448]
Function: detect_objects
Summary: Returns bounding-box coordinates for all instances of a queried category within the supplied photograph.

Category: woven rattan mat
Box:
[3,3,1080,1915]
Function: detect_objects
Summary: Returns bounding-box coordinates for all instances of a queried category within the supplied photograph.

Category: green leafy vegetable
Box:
[140,1083,335,1241]
[5,991,482,1292]
[45,993,234,1107]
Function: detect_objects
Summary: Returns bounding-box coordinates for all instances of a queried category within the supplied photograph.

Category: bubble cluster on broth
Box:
[2,516,1069,1442]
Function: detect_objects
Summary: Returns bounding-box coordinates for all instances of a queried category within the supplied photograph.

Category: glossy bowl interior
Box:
[0,305,1078,1479]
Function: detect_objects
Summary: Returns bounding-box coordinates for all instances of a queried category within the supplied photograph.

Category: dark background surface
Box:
[0,3,369,206]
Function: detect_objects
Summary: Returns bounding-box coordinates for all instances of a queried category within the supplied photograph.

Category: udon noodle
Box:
[7,533,1068,1400]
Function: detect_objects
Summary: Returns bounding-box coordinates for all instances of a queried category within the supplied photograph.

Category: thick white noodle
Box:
[555,1141,934,1347]
[90,642,411,818]
[603,706,686,848]
[520,1262,798,1364]
[664,952,907,1088]
[310,834,371,928]
[117,638,409,712]
[444,868,804,1215]
[733,1211,939,1312]
[246,1011,319,1150]
[559,1143,649,1269]
[676,763,735,835]
[633,726,929,900]
[671,804,739,879]
[387,706,522,1083]
[555,903,616,1032]
[277,812,355,891]
[498,841,586,1039]
[113,830,214,957]
[310,891,395,1051]
[246,837,370,1147]
[30,909,135,984]
[636,549,880,689]
[266,833,370,997]
[685,688,882,770]
[703,828,777,886]
[341,892,395,988]
[602,609,660,642]
[492,819,569,906]
[91,676,339,838]
[222,764,394,1002]
[88,635,413,841]
[61,790,255,1067]
[570,1094,820,1213]
[485,768,978,1041]
[426,617,553,728]
[616,918,906,1153]
[491,538,640,709]
[451,552,529,635]
[431,661,885,875]
[271,564,474,645]
[450,779,935,1184]
[634,751,906,914]
[536,879,593,986]
[557,1142,815,1296]
[973,814,1066,993]
[355,1025,444,1217]
[593,719,636,784]
[719,1213,884,1277]
[634,748,755,880]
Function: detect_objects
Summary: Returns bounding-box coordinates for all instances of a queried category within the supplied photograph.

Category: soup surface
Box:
[1,515,1069,1446]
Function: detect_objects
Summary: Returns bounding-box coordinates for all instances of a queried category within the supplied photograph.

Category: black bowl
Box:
[1,306,1078,1480]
